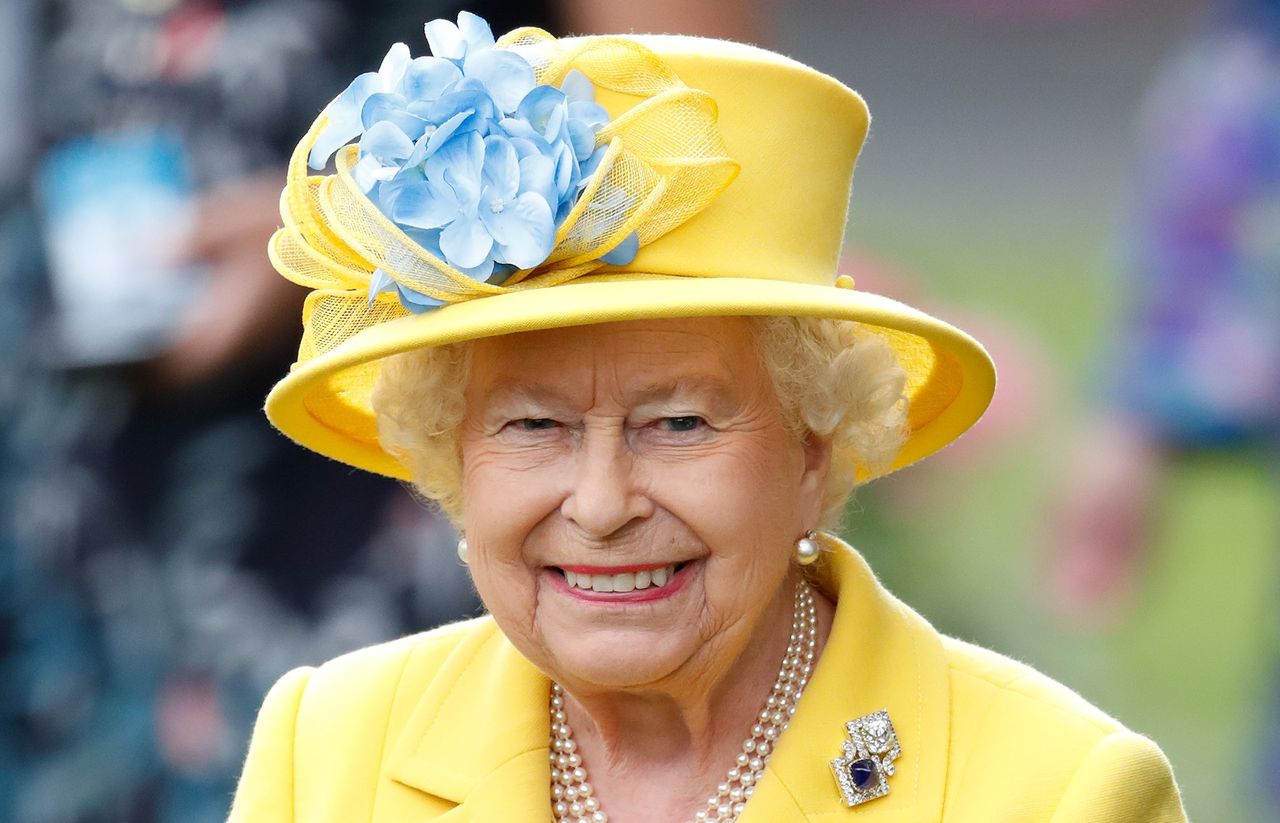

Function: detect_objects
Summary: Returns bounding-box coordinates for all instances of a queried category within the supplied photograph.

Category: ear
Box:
[798,431,833,526]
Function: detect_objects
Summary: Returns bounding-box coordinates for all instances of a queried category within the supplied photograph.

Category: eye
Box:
[661,415,706,432]
[514,418,559,431]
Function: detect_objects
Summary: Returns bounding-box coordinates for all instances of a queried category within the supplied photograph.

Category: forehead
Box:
[465,316,766,402]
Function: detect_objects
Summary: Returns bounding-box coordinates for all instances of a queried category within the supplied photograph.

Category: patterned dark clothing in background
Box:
[0,1,555,821]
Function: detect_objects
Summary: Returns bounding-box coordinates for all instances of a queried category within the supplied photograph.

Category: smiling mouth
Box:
[553,562,690,594]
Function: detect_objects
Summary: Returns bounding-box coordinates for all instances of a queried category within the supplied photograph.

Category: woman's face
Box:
[459,317,829,692]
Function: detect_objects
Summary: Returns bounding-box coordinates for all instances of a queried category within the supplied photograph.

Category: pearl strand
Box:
[549,581,817,823]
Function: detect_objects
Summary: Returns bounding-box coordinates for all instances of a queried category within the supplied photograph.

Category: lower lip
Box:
[545,562,695,605]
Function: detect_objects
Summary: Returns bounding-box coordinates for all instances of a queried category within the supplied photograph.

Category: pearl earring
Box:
[456,536,469,564]
[795,530,820,565]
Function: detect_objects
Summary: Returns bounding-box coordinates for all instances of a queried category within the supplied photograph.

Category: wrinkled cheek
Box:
[470,555,541,640]
[704,549,787,617]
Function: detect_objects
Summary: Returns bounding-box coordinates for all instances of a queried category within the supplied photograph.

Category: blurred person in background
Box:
[1050,0,1280,815]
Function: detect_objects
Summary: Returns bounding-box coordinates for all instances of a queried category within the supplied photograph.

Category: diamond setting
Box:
[830,710,900,807]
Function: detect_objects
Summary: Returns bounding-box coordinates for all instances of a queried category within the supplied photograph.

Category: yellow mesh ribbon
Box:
[269,28,739,365]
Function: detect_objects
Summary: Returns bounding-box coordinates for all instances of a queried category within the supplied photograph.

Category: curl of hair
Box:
[752,316,909,527]
[371,341,473,520]
[371,316,909,529]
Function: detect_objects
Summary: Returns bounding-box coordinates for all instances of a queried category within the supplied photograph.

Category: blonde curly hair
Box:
[371,316,908,529]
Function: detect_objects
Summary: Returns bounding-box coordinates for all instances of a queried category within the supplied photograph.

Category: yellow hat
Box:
[265,23,995,482]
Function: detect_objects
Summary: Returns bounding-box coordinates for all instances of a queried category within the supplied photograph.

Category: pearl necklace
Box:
[549,581,818,823]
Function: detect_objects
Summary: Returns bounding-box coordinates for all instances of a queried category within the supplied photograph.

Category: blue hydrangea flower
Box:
[308,11,637,313]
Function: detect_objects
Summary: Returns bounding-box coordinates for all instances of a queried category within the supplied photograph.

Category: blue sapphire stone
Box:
[849,758,878,790]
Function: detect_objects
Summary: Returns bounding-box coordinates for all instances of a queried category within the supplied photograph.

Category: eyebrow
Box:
[478,375,740,411]
[628,376,739,407]
[479,383,567,409]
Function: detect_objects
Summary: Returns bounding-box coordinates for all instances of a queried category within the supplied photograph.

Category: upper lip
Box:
[553,561,686,574]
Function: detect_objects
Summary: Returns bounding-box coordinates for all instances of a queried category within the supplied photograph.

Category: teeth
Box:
[561,564,678,593]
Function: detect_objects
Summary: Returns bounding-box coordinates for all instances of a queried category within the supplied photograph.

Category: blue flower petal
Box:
[454,258,497,281]
[516,85,567,137]
[361,93,427,140]
[404,107,473,169]
[393,175,461,229]
[599,231,639,266]
[352,154,398,192]
[378,43,412,89]
[457,11,496,53]
[360,92,403,128]
[506,136,539,159]
[567,119,596,161]
[359,120,415,163]
[577,145,609,188]
[569,100,610,129]
[424,19,465,62]
[543,102,567,144]
[401,56,462,102]
[402,225,445,257]
[375,168,422,217]
[403,133,431,170]
[553,141,577,198]
[424,109,473,158]
[517,154,558,212]
[428,131,484,204]
[454,77,501,119]
[367,268,398,304]
[309,71,381,169]
[481,136,520,202]
[453,256,497,281]
[500,118,552,156]
[484,191,554,269]
[487,263,518,285]
[396,282,448,313]
[561,69,595,104]
[427,130,481,181]
[430,84,497,132]
[463,50,535,114]
[441,213,493,268]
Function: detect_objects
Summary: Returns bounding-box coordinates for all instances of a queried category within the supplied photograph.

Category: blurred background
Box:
[1,0,1276,821]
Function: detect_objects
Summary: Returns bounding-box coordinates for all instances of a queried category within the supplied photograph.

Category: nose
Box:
[560,424,654,539]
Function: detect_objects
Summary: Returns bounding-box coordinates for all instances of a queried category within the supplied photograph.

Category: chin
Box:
[543,629,695,691]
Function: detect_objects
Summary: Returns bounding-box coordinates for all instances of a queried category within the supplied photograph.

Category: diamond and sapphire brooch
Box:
[830,710,900,807]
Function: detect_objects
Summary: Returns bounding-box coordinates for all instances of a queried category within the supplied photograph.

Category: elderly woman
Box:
[229,13,1187,822]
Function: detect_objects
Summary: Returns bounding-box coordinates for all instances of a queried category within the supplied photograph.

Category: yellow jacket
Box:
[229,540,1186,821]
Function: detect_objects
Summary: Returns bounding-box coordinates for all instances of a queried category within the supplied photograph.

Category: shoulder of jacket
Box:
[308,615,494,688]
[942,634,1123,740]
[291,615,498,732]
[937,637,1185,820]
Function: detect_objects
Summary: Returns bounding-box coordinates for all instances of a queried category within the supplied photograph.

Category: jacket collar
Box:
[740,534,951,822]
[386,535,950,821]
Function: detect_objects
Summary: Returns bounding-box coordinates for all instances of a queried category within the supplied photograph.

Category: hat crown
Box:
[585,35,869,286]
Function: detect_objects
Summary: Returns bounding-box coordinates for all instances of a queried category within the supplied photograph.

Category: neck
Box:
[554,570,835,822]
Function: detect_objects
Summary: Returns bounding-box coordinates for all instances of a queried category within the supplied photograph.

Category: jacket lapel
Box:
[385,620,554,822]
[741,535,950,822]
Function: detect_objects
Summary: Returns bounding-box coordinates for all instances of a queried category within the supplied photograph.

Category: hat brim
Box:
[265,274,996,482]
